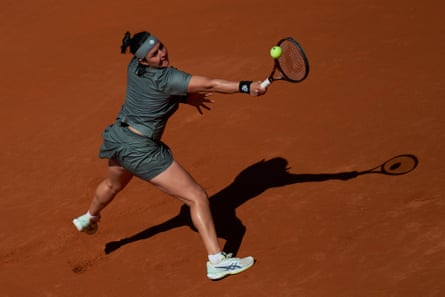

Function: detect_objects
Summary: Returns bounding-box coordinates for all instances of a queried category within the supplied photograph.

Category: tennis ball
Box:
[270,46,282,59]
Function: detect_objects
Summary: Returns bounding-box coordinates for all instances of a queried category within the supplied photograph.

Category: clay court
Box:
[1,0,444,296]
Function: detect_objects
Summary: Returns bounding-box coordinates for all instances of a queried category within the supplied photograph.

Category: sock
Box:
[86,211,99,221]
[208,252,223,265]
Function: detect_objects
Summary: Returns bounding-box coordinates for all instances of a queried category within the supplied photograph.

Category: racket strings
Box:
[278,40,308,82]
[381,155,418,175]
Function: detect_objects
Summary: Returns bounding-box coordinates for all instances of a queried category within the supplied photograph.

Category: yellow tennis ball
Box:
[270,46,282,59]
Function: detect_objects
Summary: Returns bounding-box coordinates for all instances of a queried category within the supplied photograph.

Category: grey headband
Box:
[135,35,159,59]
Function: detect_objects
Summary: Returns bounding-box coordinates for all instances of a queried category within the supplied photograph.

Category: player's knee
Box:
[184,187,208,208]
[104,179,125,196]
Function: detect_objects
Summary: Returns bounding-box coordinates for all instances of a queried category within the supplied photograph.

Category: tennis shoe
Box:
[72,213,100,235]
[206,252,255,280]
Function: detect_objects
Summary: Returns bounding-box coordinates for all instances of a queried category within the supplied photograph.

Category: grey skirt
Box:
[99,122,173,180]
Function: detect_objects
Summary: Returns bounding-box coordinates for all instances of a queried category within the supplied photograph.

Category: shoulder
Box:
[152,66,191,83]
[165,66,190,77]
[155,67,191,95]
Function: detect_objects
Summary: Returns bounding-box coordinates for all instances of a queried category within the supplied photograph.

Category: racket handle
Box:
[260,79,271,88]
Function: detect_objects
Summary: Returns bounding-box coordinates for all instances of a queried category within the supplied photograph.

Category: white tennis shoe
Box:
[72,213,100,235]
[206,252,255,280]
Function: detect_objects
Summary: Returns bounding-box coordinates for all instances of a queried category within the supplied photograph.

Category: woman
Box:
[73,31,267,280]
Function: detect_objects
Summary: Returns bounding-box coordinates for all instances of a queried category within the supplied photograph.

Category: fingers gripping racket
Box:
[261,37,310,88]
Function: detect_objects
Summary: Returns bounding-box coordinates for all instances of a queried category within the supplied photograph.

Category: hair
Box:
[121,31,151,76]
[120,31,151,55]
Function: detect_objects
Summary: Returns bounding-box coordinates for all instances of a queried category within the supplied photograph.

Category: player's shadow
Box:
[103,156,411,256]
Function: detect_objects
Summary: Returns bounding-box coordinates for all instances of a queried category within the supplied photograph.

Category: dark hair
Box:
[120,31,151,55]
[121,31,151,76]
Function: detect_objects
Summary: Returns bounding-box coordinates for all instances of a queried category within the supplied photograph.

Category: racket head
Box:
[380,154,419,175]
[275,37,310,83]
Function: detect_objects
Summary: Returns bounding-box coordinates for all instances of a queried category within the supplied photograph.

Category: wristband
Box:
[239,81,252,94]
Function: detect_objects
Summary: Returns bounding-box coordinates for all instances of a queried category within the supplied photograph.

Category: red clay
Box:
[1,1,444,296]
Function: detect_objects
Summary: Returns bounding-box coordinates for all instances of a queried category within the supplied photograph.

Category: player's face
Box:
[143,41,169,68]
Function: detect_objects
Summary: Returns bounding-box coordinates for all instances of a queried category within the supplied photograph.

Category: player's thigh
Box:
[106,158,133,191]
[149,160,206,202]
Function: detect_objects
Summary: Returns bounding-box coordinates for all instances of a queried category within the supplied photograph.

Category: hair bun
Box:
[120,31,132,54]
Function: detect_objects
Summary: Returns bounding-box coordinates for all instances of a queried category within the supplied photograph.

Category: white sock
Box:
[208,252,223,264]
[86,211,99,220]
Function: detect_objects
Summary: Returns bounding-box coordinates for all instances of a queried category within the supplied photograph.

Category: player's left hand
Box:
[185,93,215,114]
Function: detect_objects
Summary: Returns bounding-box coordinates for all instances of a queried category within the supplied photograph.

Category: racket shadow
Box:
[104,155,418,255]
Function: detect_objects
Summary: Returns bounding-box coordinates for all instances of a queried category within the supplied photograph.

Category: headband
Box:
[134,35,159,59]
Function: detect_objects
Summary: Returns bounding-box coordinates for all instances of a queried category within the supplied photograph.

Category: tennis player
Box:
[73,31,267,280]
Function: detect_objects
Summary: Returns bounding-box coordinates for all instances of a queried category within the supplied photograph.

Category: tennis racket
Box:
[361,154,419,176]
[261,37,310,88]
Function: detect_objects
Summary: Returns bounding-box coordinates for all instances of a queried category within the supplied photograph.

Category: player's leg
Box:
[149,160,255,280]
[73,158,133,233]
[149,160,220,255]
[88,158,134,216]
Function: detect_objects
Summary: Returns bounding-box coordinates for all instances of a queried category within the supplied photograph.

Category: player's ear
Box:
[138,58,149,66]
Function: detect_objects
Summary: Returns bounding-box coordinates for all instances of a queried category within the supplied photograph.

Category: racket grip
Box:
[260,79,271,88]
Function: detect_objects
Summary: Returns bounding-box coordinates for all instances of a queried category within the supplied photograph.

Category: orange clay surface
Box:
[1,1,444,296]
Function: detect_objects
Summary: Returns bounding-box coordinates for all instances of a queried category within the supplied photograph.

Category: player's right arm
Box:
[187,76,266,96]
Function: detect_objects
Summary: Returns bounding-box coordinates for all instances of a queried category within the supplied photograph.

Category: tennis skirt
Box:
[98,122,173,180]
